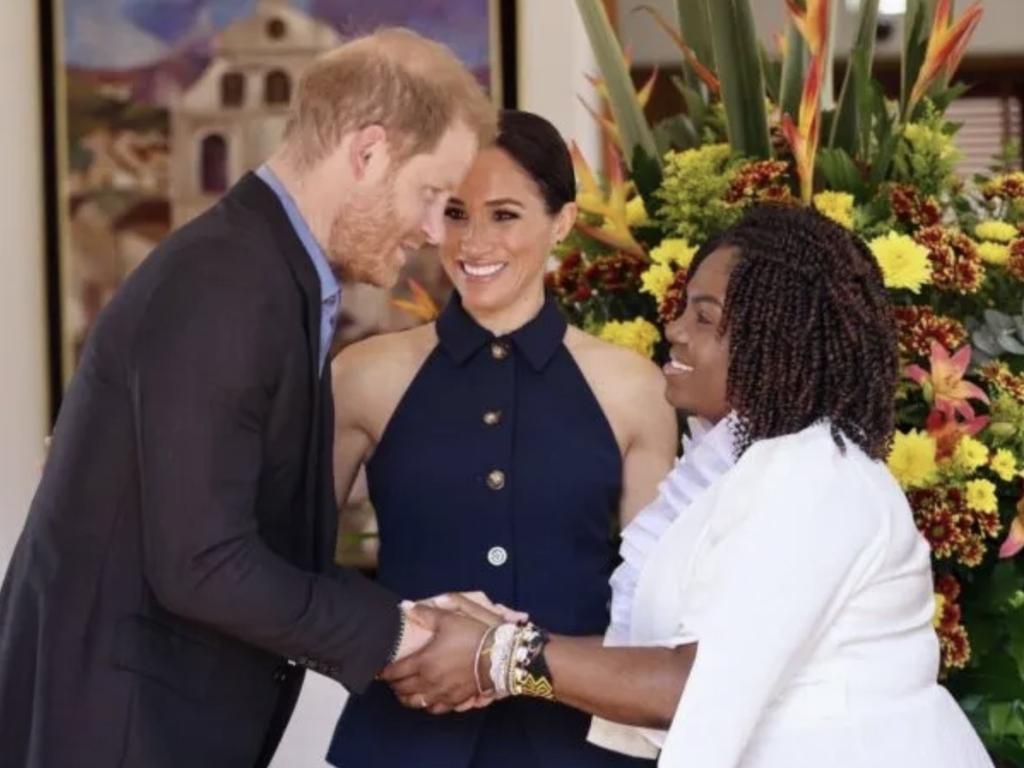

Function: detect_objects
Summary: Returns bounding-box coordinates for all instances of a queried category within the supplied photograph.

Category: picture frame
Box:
[39,0,518,416]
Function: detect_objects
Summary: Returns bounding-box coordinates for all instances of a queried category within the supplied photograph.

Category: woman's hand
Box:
[422,591,527,625]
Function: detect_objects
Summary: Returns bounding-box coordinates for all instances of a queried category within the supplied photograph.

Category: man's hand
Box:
[424,592,527,625]
[380,605,488,714]
[390,601,437,662]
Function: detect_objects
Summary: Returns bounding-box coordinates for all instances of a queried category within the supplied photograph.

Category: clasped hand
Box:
[379,592,525,715]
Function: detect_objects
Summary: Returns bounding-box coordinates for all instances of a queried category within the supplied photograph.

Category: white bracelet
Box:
[488,623,517,698]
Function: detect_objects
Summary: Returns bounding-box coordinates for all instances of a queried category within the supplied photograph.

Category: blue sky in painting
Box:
[64,0,491,71]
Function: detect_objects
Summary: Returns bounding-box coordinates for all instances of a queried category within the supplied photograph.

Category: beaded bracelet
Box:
[473,624,498,696]
[488,623,518,698]
[509,623,555,701]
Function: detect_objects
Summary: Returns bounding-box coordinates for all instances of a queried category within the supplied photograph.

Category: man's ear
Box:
[348,124,388,181]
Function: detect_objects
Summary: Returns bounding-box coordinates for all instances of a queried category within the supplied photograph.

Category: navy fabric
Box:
[328,294,653,767]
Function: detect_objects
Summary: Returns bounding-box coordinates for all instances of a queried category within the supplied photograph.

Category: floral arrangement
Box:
[564,1,1023,761]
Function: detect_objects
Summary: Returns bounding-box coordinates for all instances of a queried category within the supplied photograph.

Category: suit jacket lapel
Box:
[230,173,326,570]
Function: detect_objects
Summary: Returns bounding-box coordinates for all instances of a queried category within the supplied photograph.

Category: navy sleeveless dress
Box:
[327,294,654,768]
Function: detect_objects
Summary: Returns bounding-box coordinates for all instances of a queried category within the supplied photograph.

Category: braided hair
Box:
[687,204,898,460]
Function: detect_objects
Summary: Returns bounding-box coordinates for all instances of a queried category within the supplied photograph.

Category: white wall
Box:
[519,0,602,164]
[0,2,48,569]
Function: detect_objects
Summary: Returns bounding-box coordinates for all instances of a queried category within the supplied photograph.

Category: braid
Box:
[687,204,898,460]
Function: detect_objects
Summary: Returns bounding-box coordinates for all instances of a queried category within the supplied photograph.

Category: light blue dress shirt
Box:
[256,164,340,374]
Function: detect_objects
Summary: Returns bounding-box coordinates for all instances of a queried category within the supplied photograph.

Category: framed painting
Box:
[40,0,518,412]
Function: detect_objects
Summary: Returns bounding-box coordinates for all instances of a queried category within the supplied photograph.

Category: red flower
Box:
[1008,239,1024,282]
[914,226,984,294]
[925,408,988,460]
[723,160,794,205]
[909,485,1001,567]
[657,271,688,324]
[980,361,1024,402]
[583,253,646,293]
[890,185,942,230]
[893,306,968,360]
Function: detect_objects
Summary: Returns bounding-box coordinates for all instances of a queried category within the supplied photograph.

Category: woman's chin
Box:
[663,380,709,416]
[458,285,508,315]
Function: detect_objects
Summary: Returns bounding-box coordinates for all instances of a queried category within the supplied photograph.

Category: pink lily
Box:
[905,341,989,420]
[925,408,989,461]
[998,493,1024,559]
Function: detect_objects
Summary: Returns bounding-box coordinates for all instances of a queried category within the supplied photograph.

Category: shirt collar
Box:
[436,292,567,372]
[255,164,340,306]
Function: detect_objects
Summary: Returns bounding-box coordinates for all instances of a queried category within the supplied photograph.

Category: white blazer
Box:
[590,422,993,768]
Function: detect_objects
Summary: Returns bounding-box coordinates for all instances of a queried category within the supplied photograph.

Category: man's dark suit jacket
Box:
[0,173,401,768]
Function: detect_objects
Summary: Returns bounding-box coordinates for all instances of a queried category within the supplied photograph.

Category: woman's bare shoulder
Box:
[564,326,666,394]
[332,323,438,405]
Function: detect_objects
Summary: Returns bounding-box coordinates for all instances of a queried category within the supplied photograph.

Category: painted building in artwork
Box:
[169,0,338,227]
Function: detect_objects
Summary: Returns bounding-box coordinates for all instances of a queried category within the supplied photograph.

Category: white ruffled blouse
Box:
[589,422,994,768]
[605,415,737,647]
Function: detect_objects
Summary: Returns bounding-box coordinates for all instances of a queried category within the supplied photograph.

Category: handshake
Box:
[380,593,552,714]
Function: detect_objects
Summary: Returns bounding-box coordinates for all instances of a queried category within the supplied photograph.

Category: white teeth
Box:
[461,262,506,278]
[670,359,694,373]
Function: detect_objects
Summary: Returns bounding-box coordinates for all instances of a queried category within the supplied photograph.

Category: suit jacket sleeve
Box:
[657,429,889,768]
[129,249,400,693]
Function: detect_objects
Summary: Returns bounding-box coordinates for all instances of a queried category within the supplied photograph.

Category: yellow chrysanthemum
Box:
[650,238,697,270]
[977,241,1010,266]
[887,430,939,489]
[975,220,1018,243]
[951,436,989,474]
[932,593,946,628]
[991,449,1018,483]
[640,263,676,304]
[964,479,998,513]
[626,196,650,227]
[813,191,855,229]
[869,232,933,293]
[598,318,662,359]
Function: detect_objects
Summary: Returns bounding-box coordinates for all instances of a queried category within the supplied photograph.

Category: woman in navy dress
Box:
[326,110,677,768]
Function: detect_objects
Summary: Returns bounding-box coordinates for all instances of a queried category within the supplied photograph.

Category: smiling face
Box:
[439,146,574,322]
[662,245,737,421]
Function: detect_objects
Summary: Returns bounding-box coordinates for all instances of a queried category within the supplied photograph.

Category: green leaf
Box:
[820,0,839,111]
[986,562,1022,612]
[574,0,659,168]
[631,145,665,205]
[829,0,879,155]
[654,114,700,154]
[706,0,772,159]
[779,22,805,122]
[675,0,716,83]
[760,42,781,105]
[956,653,1024,701]
[932,81,973,113]
[988,739,1024,767]
[869,134,899,190]
[672,76,709,130]
[901,0,937,119]
[989,702,1024,740]
[818,147,865,199]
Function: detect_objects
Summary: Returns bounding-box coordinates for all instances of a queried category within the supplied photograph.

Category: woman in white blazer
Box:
[388,204,994,768]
